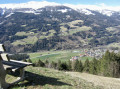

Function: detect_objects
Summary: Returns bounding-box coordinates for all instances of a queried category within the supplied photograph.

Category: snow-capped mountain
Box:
[0,1,120,16]
[76,9,117,16]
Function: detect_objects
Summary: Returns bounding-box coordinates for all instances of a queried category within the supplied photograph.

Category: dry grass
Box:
[66,72,120,89]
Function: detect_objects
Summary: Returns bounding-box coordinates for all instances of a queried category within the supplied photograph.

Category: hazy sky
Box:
[0,0,120,6]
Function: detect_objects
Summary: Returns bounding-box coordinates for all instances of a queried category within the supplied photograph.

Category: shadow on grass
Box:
[9,71,71,88]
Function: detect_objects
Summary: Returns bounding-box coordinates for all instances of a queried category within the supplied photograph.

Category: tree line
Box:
[29,50,120,78]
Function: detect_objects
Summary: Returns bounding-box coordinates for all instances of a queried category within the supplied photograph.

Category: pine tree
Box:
[61,62,68,70]
[89,61,94,74]
[109,61,119,77]
[93,58,98,74]
[71,60,76,71]
[28,58,32,63]
[51,61,57,69]
[74,60,83,72]
[79,60,83,72]
[45,60,49,68]
[89,58,98,75]
[74,60,79,72]
[100,50,111,76]
[57,60,62,70]
[84,59,89,72]
[68,60,72,71]
[36,59,45,67]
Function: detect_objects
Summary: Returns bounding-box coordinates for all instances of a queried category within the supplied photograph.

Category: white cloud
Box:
[99,3,106,7]
[0,1,120,11]
[0,1,61,9]
[64,3,120,11]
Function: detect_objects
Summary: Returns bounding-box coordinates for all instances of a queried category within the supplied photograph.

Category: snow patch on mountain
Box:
[2,9,5,15]
[5,13,14,18]
[77,8,95,15]
[21,10,41,15]
[99,10,115,16]
[58,9,68,13]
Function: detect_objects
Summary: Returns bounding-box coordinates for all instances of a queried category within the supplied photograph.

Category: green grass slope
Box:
[7,66,102,89]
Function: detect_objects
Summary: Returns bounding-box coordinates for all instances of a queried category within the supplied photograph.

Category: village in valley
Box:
[70,48,119,61]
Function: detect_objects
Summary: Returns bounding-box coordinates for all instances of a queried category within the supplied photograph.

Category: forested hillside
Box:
[32,50,120,78]
[1,6,120,53]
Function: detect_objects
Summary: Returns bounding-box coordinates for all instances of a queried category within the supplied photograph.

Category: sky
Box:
[0,0,120,6]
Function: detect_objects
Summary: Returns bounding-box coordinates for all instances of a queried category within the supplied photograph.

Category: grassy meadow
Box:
[28,50,93,63]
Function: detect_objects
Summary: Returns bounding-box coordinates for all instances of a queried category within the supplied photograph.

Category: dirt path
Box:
[66,72,120,89]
